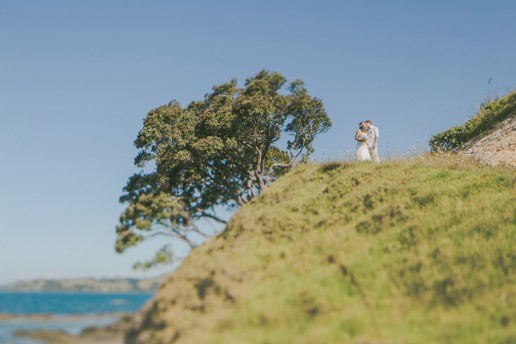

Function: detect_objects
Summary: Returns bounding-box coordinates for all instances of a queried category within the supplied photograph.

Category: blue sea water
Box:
[0,292,153,344]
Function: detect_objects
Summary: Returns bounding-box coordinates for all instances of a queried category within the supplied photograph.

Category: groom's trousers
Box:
[368,146,381,163]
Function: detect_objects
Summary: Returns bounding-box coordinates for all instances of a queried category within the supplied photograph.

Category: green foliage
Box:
[133,245,175,270]
[127,157,516,344]
[117,70,331,267]
[429,90,516,151]
[116,192,197,258]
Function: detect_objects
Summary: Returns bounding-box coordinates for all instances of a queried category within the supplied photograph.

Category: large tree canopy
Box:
[116,70,331,267]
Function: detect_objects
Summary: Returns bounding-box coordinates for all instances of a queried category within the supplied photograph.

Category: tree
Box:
[116,70,331,267]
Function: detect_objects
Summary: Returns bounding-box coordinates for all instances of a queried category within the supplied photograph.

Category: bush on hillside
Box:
[429,90,516,152]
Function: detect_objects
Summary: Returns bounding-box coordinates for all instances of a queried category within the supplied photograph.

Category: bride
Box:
[355,123,371,161]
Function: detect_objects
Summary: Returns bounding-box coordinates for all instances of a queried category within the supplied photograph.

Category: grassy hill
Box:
[0,275,165,293]
[126,156,515,344]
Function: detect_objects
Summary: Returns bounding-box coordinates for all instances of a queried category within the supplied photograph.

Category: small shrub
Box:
[320,161,351,172]
[195,277,215,300]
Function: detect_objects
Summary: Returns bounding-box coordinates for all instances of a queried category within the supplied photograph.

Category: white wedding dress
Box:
[356,133,371,161]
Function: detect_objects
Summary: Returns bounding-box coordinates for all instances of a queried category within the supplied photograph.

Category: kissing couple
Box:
[355,120,380,162]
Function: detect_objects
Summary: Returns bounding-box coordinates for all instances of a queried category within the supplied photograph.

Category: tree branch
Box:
[200,212,227,224]
[265,162,290,185]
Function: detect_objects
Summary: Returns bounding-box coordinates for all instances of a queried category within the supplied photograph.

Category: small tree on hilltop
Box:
[116,70,331,268]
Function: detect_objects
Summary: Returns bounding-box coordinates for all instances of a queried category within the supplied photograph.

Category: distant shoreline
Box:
[2,312,131,344]
[0,275,166,294]
[0,290,153,294]
[0,312,129,322]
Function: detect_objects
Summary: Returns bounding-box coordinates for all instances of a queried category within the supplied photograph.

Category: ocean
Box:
[0,292,153,344]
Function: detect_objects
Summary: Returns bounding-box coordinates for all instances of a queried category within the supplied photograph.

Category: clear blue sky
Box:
[1,0,515,285]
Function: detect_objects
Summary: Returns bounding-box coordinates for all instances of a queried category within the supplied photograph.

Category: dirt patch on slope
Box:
[457,115,515,167]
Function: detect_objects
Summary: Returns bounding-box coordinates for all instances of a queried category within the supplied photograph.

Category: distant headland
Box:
[0,275,166,293]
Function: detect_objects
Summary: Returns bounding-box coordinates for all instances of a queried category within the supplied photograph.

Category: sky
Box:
[0,0,515,285]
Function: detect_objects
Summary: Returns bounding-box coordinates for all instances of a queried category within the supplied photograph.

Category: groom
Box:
[365,120,380,163]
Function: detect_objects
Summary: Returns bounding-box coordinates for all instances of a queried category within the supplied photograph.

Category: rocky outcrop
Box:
[14,313,133,344]
[456,115,515,167]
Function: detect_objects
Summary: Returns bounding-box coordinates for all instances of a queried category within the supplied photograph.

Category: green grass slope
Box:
[127,157,515,344]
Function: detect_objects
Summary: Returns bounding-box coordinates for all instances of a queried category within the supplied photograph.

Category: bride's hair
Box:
[359,121,364,127]
[359,124,367,131]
